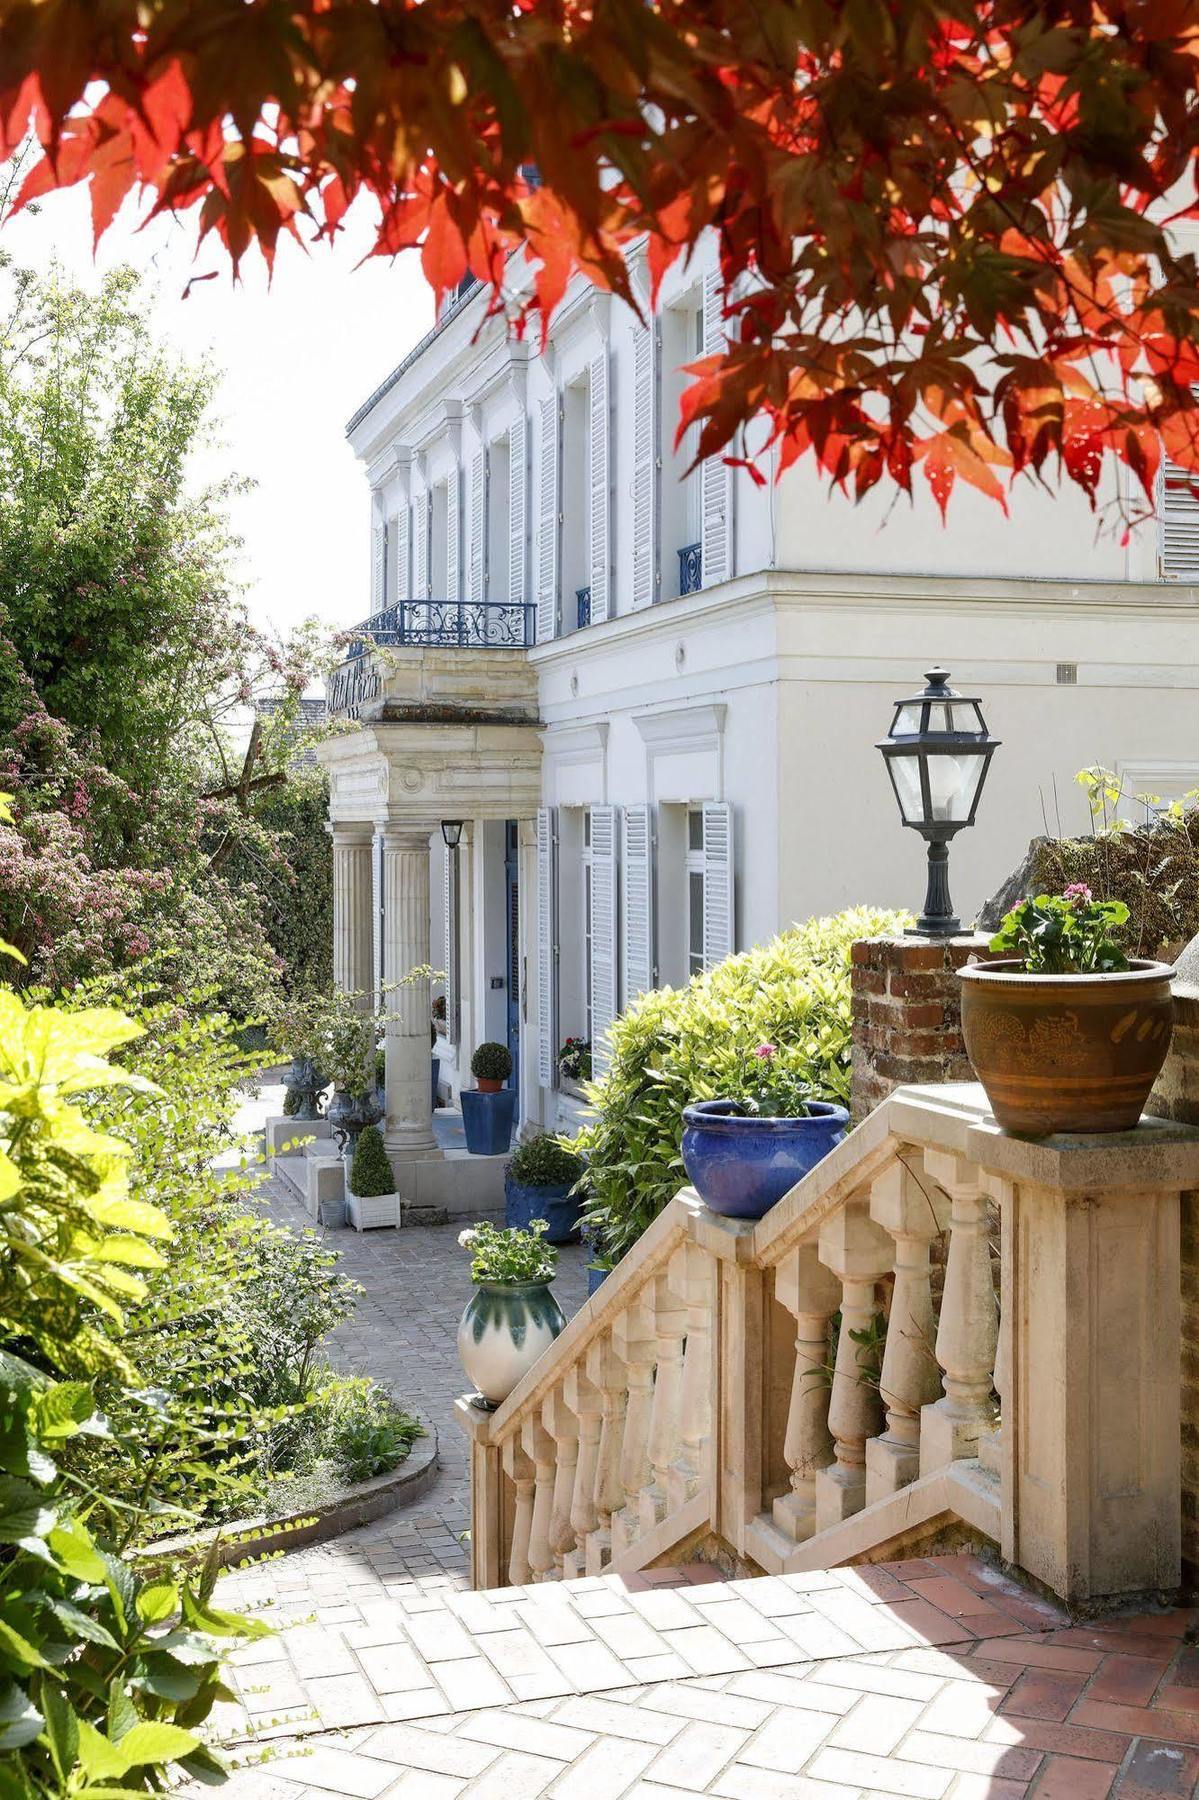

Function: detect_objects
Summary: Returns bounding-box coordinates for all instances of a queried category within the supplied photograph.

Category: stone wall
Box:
[849,933,987,1124]
[1148,987,1199,1594]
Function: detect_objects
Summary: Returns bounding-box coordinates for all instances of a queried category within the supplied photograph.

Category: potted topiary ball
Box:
[505,1135,586,1243]
[471,1041,513,1093]
[346,1124,400,1230]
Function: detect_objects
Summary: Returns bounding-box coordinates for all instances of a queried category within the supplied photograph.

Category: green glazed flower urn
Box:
[458,1279,565,1409]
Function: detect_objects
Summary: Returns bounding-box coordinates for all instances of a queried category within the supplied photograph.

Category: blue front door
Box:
[505,821,520,1104]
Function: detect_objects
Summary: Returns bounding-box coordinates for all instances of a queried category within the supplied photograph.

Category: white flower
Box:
[457,1229,478,1249]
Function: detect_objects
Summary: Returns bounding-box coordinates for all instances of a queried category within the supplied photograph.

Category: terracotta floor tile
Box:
[982,1716,1131,1763]
[878,1559,946,1583]
[1152,1684,1199,1714]
[1000,1669,1090,1723]
[948,1779,1028,1800]
[1088,1656,1167,1709]
[880,1598,976,1648]
[837,1566,913,1605]
[1110,1610,1196,1640]
[902,1577,1001,1619]
[1031,1753,1117,1798]
[1167,1648,1199,1688]
[986,1595,1072,1632]
[975,1640,1105,1676]
[1068,1700,1199,1747]
[958,1612,1031,1638]
[1114,1738,1199,1798]
[897,1729,1042,1780]
[1043,1630,1175,1664]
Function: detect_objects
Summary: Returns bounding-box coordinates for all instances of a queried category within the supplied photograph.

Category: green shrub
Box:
[349,1125,395,1198]
[575,906,910,1265]
[0,969,264,1796]
[471,1040,512,1082]
[508,1133,586,1188]
[318,1378,423,1484]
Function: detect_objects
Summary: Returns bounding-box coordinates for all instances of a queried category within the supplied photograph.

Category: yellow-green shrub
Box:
[574,907,910,1264]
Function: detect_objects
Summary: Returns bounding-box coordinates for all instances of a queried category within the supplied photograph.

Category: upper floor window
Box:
[560,374,591,636]
[1161,459,1199,581]
[660,299,704,598]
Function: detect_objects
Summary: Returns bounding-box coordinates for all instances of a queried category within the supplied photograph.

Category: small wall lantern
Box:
[876,667,1000,937]
[440,820,464,851]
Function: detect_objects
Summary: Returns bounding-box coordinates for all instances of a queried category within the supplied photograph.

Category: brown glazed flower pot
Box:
[476,1077,503,1094]
[959,958,1174,1134]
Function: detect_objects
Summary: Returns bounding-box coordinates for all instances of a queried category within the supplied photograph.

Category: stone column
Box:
[330,824,374,1008]
[379,822,440,1163]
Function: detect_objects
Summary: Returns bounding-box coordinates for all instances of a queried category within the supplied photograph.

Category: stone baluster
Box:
[502,1437,535,1585]
[814,1198,894,1531]
[920,1150,998,1473]
[773,1244,841,1542]
[866,1159,950,1504]
[542,1387,579,1574]
[611,1301,657,1558]
[585,1337,628,1574]
[667,1243,715,1509]
[521,1415,557,1582]
[563,1365,602,1578]
[639,1270,689,1533]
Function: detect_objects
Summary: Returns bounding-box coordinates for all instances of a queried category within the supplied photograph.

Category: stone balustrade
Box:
[458,1081,1199,1609]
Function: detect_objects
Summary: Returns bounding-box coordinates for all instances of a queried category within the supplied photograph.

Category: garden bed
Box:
[137,1413,438,1572]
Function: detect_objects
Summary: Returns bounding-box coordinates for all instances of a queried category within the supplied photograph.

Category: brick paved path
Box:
[209,1552,1199,1798]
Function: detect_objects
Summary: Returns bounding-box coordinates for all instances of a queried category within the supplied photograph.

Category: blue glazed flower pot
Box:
[681,1099,850,1220]
[461,1088,516,1156]
[586,1263,609,1297]
[504,1176,581,1244]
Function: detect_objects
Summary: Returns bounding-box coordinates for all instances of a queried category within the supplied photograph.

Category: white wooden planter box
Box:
[346,1189,400,1231]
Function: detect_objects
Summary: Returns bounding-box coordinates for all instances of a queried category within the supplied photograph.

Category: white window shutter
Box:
[1162,458,1199,580]
[589,351,611,622]
[371,518,386,613]
[393,507,410,603]
[372,831,384,1008]
[413,490,428,599]
[702,800,735,969]
[537,393,558,643]
[536,807,558,1088]
[621,804,655,1003]
[631,278,658,610]
[701,271,733,589]
[469,450,485,602]
[509,415,527,604]
[444,848,459,1044]
[589,804,619,1078]
[446,463,460,599]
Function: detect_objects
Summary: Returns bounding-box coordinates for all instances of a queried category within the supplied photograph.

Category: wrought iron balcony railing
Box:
[575,586,591,630]
[678,542,702,596]
[345,599,536,655]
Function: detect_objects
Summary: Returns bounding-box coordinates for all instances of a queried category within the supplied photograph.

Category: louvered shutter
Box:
[413,490,428,599]
[536,807,558,1088]
[372,831,384,1008]
[589,352,611,622]
[393,506,410,603]
[701,801,735,969]
[631,284,658,610]
[371,518,386,613]
[621,804,654,1003]
[509,416,527,604]
[589,805,619,1077]
[446,464,460,600]
[469,450,485,602]
[1162,458,1199,580]
[537,394,558,642]
[444,847,459,1044]
[701,271,733,589]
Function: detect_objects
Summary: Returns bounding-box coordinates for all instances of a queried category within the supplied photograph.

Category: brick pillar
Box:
[849,934,988,1125]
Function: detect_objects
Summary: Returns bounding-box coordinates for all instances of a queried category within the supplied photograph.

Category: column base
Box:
[919,1397,992,1474]
[384,1128,443,1164]
[866,1432,920,1505]
[814,1460,866,1531]
[772,1488,816,1544]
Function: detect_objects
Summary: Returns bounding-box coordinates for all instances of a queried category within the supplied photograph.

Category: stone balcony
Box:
[327,599,538,725]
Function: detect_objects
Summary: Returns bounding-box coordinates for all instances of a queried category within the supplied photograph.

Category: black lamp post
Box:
[876,668,1000,937]
[440,820,464,851]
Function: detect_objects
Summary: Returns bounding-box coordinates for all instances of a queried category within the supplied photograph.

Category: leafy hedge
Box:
[574,906,910,1264]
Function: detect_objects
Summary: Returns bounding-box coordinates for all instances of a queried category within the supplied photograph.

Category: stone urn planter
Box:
[681,1098,850,1220]
[284,1057,326,1121]
[960,958,1174,1134]
[456,1222,564,1409]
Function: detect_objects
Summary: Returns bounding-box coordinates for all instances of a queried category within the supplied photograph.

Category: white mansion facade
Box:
[323,235,1199,1155]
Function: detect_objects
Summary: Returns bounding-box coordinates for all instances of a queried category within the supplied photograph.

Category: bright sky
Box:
[2,189,434,641]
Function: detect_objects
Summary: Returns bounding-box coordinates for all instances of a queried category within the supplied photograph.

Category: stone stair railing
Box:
[458,1081,1199,1609]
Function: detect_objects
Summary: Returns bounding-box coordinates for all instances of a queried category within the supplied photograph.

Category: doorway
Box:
[504,820,520,1104]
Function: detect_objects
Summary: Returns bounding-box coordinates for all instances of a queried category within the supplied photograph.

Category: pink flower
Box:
[1063,882,1092,905]
[754,1043,776,1060]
